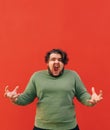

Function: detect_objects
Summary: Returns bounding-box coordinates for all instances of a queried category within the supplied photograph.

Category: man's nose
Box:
[54,59,59,63]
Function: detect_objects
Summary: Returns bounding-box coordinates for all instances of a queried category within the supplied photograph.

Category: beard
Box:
[48,67,64,77]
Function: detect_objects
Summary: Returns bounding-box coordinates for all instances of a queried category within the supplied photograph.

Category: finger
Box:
[11,94,20,102]
[91,87,96,94]
[11,97,18,102]
[4,86,9,97]
[12,93,20,98]
[100,97,103,100]
[98,91,103,100]
[99,90,103,96]
[5,85,9,92]
[87,99,95,104]
[88,99,98,105]
[4,92,7,97]
[13,86,19,92]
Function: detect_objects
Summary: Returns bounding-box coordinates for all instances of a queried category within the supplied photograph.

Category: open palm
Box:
[4,86,20,102]
[88,87,103,105]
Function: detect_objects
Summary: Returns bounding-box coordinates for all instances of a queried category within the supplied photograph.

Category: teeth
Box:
[54,65,59,67]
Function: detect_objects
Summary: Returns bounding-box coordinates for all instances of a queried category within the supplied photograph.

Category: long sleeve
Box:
[15,74,37,105]
[74,72,92,106]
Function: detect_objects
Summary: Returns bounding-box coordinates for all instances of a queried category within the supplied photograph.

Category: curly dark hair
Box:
[45,49,69,65]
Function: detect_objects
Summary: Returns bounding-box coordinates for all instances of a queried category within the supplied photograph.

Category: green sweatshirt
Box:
[15,70,92,130]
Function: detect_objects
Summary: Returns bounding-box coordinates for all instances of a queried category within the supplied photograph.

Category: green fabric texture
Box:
[15,70,91,130]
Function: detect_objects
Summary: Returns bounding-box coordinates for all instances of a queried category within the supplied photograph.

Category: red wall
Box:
[0,0,110,130]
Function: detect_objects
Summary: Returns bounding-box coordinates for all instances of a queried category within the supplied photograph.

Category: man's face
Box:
[47,53,64,77]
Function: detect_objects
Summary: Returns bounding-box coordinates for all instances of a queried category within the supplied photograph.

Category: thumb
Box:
[91,87,96,94]
[13,86,19,92]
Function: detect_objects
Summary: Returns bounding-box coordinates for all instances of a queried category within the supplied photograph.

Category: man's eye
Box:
[58,58,63,62]
[58,59,62,62]
[50,58,55,61]
[49,58,63,62]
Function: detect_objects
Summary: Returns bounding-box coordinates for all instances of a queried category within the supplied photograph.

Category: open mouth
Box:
[53,64,59,71]
[54,66,59,71]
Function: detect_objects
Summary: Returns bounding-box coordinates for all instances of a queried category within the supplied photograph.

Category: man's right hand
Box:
[4,86,20,102]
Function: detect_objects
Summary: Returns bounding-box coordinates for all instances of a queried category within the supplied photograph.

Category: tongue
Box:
[54,67,58,71]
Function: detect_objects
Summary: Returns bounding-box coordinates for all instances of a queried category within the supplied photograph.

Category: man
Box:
[4,49,103,130]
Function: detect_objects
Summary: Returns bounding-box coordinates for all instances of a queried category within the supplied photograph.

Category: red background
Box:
[0,0,110,130]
